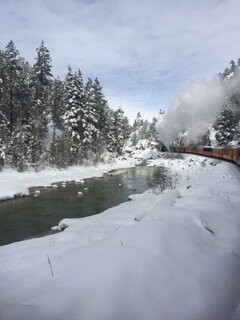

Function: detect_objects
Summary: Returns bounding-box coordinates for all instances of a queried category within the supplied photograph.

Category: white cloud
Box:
[1,0,240,120]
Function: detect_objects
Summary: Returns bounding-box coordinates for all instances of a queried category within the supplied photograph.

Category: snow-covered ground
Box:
[0,157,139,201]
[0,154,240,320]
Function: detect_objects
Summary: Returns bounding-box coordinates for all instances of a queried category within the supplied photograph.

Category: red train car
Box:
[174,147,185,153]
[232,148,240,165]
[196,147,213,157]
[222,148,233,161]
[191,146,198,154]
[196,147,204,156]
[212,148,223,159]
[185,146,194,153]
[172,146,240,166]
[202,146,213,157]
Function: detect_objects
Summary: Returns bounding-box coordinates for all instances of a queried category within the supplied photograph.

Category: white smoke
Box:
[223,75,240,109]
[159,79,226,145]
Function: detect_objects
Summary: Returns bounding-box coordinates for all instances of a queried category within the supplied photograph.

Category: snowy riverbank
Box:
[0,155,240,320]
[0,157,141,201]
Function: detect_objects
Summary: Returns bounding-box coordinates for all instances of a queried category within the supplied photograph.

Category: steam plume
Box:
[158,79,226,145]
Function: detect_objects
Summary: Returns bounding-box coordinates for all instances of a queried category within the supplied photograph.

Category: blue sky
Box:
[1,0,240,122]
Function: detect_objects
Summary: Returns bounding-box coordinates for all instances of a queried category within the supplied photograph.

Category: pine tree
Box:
[10,119,32,171]
[216,60,240,146]
[32,40,52,86]
[62,67,84,164]
[4,41,22,136]
[50,78,65,141]
[0,50,6,107]
[0,51,8,167]
[92,78,109,154]
[82,78,99,161]
[104,108,116,154]
[30,41,53,163]
[230,60,237,74]
[214,106,238,146]
[48,134,70,168]
[133,112,143,130]
[110,108,130,155]
[1,42,33,166]
[139,120,151,140]
[149,117,158,140]
[17,60,32,124]
[0,110,8,169]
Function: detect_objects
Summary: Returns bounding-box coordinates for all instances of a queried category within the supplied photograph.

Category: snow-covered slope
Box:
[0,155,240,320]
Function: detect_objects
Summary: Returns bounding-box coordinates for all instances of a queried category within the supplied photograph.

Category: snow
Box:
[228,140,240,147]
[51,226,61,232]
[124,139,158,160]
[0,154,240,319]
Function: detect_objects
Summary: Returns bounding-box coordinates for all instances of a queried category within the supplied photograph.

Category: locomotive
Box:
[171,146,240,166]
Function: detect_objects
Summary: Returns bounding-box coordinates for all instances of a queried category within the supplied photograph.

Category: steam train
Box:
[171,146,240,166]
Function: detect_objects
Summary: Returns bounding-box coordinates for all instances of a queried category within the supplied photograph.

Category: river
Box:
[0,165,156,246]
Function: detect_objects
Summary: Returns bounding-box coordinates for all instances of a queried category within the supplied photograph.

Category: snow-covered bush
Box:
[150,167,177,193]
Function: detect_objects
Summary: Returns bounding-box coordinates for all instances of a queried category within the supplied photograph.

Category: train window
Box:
[203,146,213,152]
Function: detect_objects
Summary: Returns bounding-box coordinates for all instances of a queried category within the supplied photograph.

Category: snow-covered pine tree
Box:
[133,112,143,130]
[2,42,33,166]
[48,133,70,168]
[30,41,53,164]
[0,110,8,169]
[139,120,151,140]
[32,40,52,86]
[82,78,99,162]
[233,121,240,145]
[230,60,237,74]
[47,77,66,166]
[92,78,108,157]
[0,50,6,107]
[214,105,238,146]
[17,60,32,125]
[122,113,131,141]
[130,131,138,146]
[0,51,8,168]
[111,107,130,155]
[50,78,65,141]
[102,108,115,155]
[4,41,22,136]
[149,117,158,141]
[131,112,143,146]
[213,60,240,146]
[62,67,84,164]
[10,119,32,171]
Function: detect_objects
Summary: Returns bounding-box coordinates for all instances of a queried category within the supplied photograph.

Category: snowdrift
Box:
[0,155,240,320]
